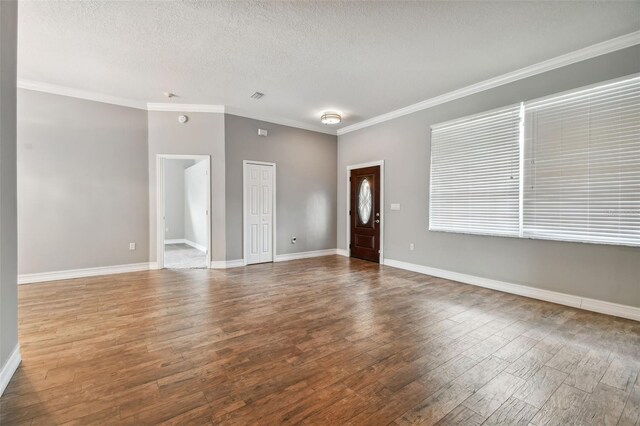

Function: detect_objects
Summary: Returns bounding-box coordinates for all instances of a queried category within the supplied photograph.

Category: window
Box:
[429,73,640,247]
[523,75,640,246]
[430,105,521,236]
[358,178,372,224]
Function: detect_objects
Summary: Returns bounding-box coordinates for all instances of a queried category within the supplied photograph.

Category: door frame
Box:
[156,154,212,269]
[243,160,277,265]
[346,160,385,264]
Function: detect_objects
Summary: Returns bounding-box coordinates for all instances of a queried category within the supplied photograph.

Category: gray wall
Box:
[338,45,640,307]
[225,114,337,260]
[163,159,194,240]
[17,90,149,274]
[148,111,225,262]
[0,0,18,384]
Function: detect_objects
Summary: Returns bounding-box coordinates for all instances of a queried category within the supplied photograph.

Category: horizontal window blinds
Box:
[523,75,640,246]
[430,105,521,236]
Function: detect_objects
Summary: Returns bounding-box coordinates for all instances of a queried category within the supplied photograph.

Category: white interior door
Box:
[244,163,274,264]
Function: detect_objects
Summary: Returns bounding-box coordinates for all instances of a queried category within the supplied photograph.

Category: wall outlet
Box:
[129,242,136,251]
[409,243,414,251]
[291,237,297,244]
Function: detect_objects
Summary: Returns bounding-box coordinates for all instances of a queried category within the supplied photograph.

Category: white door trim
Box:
[346,160,385,265]
[243,161,277,265]
[156,154,212,269]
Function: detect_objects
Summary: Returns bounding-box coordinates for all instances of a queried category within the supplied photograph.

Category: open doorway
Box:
[157,155,211,269]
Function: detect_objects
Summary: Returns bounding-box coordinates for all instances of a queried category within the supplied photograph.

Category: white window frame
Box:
[429,72,640,247]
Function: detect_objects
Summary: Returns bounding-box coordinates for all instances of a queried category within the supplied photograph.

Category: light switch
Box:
[390,203,401,211]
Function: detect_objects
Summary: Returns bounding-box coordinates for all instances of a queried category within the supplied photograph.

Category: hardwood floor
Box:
[2,256,639,425]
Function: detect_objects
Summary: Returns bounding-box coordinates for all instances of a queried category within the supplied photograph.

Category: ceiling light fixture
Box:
[321,112,341,125]
[163,92,176,98]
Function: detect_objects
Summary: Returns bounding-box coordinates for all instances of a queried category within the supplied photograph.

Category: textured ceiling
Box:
[18,1,640,133]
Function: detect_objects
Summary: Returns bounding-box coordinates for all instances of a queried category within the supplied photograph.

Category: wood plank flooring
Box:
[1,256,639,425]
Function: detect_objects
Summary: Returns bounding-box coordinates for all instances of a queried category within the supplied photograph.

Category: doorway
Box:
[157,155,211,269]
[347,161,384,263]
[243,161,276,265]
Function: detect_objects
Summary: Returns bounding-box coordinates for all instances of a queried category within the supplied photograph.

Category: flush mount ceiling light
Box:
[163,92,177,98]
[321,112,341,125]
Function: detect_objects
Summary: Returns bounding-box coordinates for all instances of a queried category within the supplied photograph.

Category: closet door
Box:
[244,163,274,264]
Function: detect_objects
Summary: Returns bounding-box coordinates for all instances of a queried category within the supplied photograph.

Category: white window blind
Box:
[430,105,522,236]
[523,75,640,246]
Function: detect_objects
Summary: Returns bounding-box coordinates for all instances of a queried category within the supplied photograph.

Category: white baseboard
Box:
[164,239,184,244]
[211,259,245,269]
[18,262,152,285]
[165,239,207,253]
[211,249,339,269]
[184,240,207,253]
[0,344,21,397]
[384,258,640,322]
[149,262,160,270]
[275,249,338,262]
[336,249,349,257]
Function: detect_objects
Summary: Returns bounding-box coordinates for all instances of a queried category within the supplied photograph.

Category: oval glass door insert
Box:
[358,178,372,224]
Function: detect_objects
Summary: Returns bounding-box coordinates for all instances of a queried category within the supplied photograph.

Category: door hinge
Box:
[349,243,352,249]
[349,210,351,216]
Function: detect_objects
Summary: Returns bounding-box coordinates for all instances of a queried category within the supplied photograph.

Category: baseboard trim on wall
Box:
[336,249,349,257]
[211,249,340,269]
[165,239,207,253]
[0,344,21,397]
[183,240,207,253]
[210,259,245,269]
[164,239,184,244]
[384,258,640,322]
[18,262,152,285]
[274,249,338,262]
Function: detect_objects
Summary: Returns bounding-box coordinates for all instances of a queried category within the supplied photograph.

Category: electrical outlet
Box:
[291,237,297,244]
[409,243,414,251]
[129,242,136,251]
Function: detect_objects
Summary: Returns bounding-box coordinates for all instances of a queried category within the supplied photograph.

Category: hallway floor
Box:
[164,243,207,269]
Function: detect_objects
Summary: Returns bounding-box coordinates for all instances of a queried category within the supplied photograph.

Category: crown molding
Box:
[17,79,147,110]
[337,30,640,136]
[146,103,225,113]
[224,107,337,136]
[16,80,334,135]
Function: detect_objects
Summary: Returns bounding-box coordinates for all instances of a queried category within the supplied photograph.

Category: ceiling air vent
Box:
[251,92,264,99]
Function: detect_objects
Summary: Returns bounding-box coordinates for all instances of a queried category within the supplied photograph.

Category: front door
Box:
[350,166,381,263]
[244,162,274,264]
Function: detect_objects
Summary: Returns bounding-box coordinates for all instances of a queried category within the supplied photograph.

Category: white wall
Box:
[163,159,194,240]
[184,160,208,250]
[0,0,18,395]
